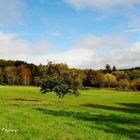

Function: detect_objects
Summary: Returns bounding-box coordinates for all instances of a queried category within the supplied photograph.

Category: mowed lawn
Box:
[0,86,140,140]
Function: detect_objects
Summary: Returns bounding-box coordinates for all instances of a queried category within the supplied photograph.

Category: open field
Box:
[0,86,140,140]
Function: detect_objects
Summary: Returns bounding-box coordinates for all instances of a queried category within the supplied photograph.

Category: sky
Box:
[0,0,140,69]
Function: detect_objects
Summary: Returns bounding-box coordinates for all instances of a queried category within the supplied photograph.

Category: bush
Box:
[130,78,140,91]
[117,79,130,91]
[102,73,117,88]
[0,82,6,85]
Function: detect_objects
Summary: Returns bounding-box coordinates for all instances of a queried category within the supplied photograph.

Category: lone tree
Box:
[105,64,112,73]
[40,62,82,101]
[112,65,117,72]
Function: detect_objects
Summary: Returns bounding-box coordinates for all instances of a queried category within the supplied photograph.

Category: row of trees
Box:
[0,60,38,86]
[0,60,140,91]
[82,64,140,91]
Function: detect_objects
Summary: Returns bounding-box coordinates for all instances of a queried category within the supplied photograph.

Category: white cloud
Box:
[43,34,140,69]
[0,32,50,62]
[34,39,51,55]
[0,32,139,69]
[64,0,140,10]
[46,47,94,67]
[75,35,127,49]
[0,0,25,26]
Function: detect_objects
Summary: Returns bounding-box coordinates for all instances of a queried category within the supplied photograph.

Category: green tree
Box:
[103,73,117,88]
[112,71,129,81]
[17,65,31,86]
[128,70,140,80]
[85,70,104,87]
[96,72,104,87]
[105,64,112,73]
[130,78,140,91]
[0,67,4,84]
[33,77,42,86]
[86,69,98,87]
[134,78,140,90]
[117,79,129,90]
[40,62,82,102]
[112,65,117,71]
[4,66,17,85]
[38,64,48,79]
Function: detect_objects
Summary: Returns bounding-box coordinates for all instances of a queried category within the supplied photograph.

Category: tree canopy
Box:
[40,62,82,101]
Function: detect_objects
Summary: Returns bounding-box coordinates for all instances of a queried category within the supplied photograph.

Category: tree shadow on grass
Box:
[119,103,140,111]
[13,98,39,102]
[35,107,140,140]
[81,87,92,90]
[82,87,101,90]
[83,103,140,114]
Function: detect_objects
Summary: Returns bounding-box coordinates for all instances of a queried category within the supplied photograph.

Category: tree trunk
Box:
[58,94,63,103]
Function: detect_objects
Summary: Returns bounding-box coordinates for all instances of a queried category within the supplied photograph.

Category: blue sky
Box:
[0,0,140,69]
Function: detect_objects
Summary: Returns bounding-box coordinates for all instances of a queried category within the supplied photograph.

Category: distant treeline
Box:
[0,59,140,91]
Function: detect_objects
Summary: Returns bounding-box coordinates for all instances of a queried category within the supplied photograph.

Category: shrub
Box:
[130,78,140,91]
[117,79,129,91]
[102,73,117,88]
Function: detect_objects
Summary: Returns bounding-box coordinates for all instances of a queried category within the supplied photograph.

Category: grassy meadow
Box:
[0,86,140,140]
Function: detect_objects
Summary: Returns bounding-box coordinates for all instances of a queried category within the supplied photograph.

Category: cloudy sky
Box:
[0,0,140,69]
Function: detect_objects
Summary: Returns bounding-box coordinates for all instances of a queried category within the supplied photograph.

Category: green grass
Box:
[0,86,140,140]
